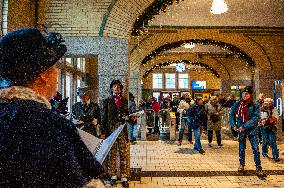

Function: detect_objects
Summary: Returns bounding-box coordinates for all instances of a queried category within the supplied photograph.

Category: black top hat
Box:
[243,86,253,95]
[0,28,67,87]
[110,79,123,90]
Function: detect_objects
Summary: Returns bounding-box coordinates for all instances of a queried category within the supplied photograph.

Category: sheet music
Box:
[76,128,103,155]
[95,124,125,164]
[77,124,125,164]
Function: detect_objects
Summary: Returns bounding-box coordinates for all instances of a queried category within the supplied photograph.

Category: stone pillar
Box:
[98,40,128,104]
[129,70,141,106]
[64,37,129,105]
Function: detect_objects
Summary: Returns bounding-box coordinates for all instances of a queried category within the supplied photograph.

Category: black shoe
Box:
[199,149,205,154]
[106,178,116,186]
[238,165,245,173]
[262,153,269,158]
[256,167,266,177]
[121,180,129,188]
[274,158,280,162]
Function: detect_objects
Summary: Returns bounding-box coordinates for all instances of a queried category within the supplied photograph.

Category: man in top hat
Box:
[101,79,130,188]
[230,86,265,177]
[72,89,101,136]
[0,28,103,187]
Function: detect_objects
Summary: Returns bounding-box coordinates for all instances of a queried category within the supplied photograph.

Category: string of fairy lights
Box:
[132,0,184,36]
[133,0,256,83]
[143,60,220,78]
[141,39,256,67]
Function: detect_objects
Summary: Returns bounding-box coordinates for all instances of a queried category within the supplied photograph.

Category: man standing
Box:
[72,90,101,136]
[230,86,265,177]
[205,96,223,148]
[128,92,138,144]
[187,98,206,154]
[101,80,130,188]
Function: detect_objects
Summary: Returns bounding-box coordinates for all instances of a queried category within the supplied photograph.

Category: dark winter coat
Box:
[72,101,101,125]
[186,104,207,130]
[230,100,260,136]
[0,100,102,187]
[101,95,129,139]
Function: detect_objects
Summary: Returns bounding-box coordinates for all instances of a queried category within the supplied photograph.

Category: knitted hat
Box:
[0,28,67,88]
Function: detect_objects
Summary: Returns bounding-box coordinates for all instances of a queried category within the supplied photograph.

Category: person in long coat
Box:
[205,96,223,148]
[101,79,130,188]
[0,28,102,187]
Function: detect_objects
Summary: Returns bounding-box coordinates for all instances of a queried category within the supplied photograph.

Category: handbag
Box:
[210,114,220,123]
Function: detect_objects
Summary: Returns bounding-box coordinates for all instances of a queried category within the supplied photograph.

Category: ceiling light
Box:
[184,43,195,49]
[210,0,228,14]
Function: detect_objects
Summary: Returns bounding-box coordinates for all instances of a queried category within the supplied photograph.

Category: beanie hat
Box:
[110,79,123,90]
[0,28,67,88]
[242,86,253,95]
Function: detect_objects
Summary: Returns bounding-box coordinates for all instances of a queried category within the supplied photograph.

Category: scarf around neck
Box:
[236,98,253,123]
[114,94,121,109]
[0,86,51,109]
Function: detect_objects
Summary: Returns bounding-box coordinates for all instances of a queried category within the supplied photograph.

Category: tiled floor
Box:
[127,139,284,188]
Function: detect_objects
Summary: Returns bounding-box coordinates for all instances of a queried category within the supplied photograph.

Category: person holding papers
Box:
[0,28,103,187]
[101,79,130,188]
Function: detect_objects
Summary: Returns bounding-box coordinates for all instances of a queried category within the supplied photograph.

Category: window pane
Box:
[65,58,72,65]
[153,92,160,101]
[66,73,72,112]
[77,58,81,69]
[153,73,163,89]
[165,73,175,89]
[76,76,82,102]
[2,0,9,35]
[178,73,189,88]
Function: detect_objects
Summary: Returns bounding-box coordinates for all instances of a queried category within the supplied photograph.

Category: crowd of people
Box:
[137,88,280,177]
[0,28,281,187]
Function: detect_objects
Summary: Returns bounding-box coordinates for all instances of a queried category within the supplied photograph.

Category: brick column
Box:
[8,0,36,30]
[254,70,284,99]
[220,80,231,97]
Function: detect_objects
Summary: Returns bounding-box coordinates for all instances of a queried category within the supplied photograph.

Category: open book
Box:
[77,124,125,164]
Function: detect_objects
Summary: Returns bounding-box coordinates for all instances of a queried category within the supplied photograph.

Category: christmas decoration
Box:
[131,0,184,36]
[143,60,220,78]
[141,39,255,67]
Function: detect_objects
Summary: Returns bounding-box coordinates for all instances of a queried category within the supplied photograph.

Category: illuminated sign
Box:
[192,80,206,90]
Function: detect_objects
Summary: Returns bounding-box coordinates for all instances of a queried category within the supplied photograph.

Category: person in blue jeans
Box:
[259,98,280,161]
[177,93,193,145]
[128,93,137,144]
[230,86,265,177]
[187,98,207,154]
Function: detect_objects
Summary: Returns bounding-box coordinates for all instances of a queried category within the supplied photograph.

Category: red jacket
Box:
[152,102,160,112]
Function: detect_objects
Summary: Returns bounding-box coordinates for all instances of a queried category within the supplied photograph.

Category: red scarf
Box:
[114,95,121,109]
[236,98,253,123]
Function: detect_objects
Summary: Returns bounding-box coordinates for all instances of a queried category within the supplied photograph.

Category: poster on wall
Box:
[273,80,283,132]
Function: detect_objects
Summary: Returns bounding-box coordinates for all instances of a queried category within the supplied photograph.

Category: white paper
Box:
[77,124,125,164]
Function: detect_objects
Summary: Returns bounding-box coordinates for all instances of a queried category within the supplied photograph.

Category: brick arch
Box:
[102,0,153,38]
[141,53,231,80]
[130,29,271,72]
